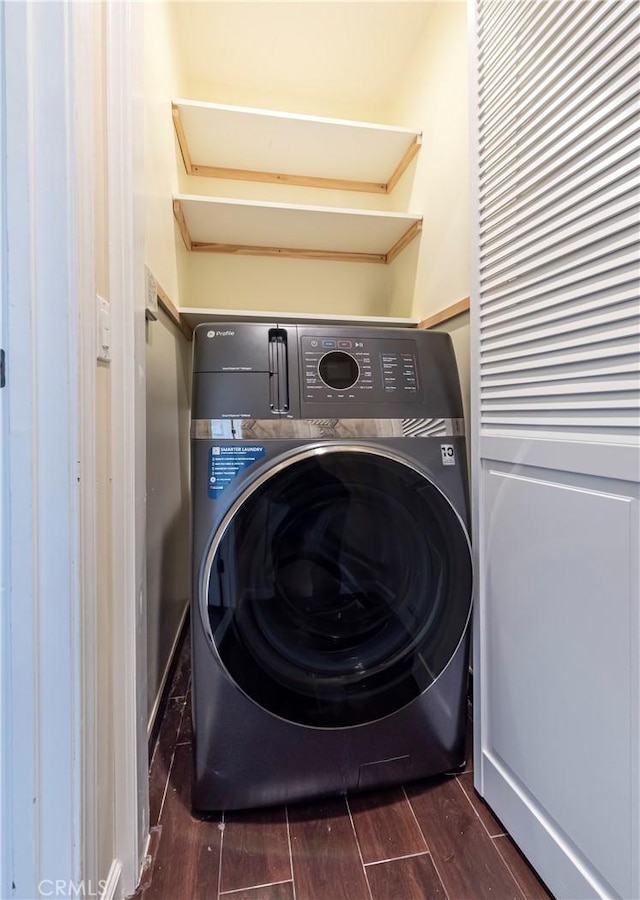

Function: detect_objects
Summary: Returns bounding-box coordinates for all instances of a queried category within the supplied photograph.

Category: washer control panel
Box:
[301,336,422,402]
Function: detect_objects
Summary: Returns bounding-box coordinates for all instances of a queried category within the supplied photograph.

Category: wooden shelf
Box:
[180,307,420,329]
[173,194,422,264]
[172,100,422,194]
[418,297,470,329]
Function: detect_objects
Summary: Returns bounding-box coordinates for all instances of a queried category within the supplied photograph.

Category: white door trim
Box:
[0,4,8,895]
[1,2,147,896]
[72,2,100,888]
[2,2,82,896]
[467,0,484,797]
[105,2,148,893]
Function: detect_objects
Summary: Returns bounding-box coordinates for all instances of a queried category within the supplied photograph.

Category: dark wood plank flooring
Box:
[133,637,553,899]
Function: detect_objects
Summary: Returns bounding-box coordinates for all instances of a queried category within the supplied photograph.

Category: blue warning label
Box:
[208,445,266,498]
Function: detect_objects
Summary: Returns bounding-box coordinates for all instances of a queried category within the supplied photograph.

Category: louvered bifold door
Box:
[471,2,640,898]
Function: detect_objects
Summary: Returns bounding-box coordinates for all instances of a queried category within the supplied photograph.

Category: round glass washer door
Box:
[203,446,472,729]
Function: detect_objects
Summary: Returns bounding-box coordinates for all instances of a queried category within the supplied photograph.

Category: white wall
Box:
[387,1,471,321]
[144,1,187,306]
[168,2,434,128]
[174,164,395,315]
[165,2,470,323]
[387,3,471,439]
[167,3,427,318]
[184,253,393,317]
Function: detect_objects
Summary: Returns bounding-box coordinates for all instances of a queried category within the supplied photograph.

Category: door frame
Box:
[2,3,83,896]
[104,1,148,892]
[0,2,145,897]
[0,4,8,895]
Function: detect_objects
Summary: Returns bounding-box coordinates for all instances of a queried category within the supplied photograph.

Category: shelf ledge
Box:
[174,195,422,264]
[179,307,420,329]
[172,100,422,194]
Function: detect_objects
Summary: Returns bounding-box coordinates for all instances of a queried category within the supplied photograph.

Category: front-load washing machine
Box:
[190,322,472,811]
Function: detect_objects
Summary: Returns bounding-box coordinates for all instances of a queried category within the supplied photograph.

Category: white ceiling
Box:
[169,2,435,116]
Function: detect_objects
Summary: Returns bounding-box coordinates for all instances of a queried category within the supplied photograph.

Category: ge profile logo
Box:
[207,330,215,338]
[206,330,235,338]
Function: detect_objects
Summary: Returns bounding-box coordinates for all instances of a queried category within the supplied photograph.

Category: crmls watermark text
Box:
[38,879,106,897]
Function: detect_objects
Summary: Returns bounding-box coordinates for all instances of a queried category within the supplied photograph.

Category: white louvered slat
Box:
[478,0,578,102]
[482,379,640,400]
[482,316,639,355]
[479,1,633,137]
[481,191,639,277]
[481,331,640,370]
[480,222,639,295]
[481,271,639,328]
[478,7,632,163]
[481,303,639,353]
[482,253,638,321]
[484,393,637,419]
[481,149,640,258]
[476,0,640,439]
[478,2,553,102]
[481,125,640,237]
[479,27,621,165]
[480,18,640,208]
[480,247,639,310]
[481,345,640,379]
[482,285,640,338]
[479,2,635,147]
[477,0,524,64]
[481,95,639,215]
[482,357,640,389]
[479,414,637,430]
[481,32,639,179]
[480,116,640,227]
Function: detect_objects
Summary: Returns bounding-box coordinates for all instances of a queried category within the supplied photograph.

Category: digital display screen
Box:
[319,351,359,390]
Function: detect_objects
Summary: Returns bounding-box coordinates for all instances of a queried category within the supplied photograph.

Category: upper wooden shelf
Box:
[172,100,422,194]
[173,194,422,264]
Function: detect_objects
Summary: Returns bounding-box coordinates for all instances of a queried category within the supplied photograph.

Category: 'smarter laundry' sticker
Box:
[208,445,266,498]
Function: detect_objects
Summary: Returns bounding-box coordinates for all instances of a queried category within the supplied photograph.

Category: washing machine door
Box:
[202,445,472,728]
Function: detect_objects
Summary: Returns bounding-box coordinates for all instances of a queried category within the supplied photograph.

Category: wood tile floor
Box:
[134,636,554,900]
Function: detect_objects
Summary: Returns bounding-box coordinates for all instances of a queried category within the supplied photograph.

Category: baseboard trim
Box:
[100,859,122,900]
[146,603,190,758]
